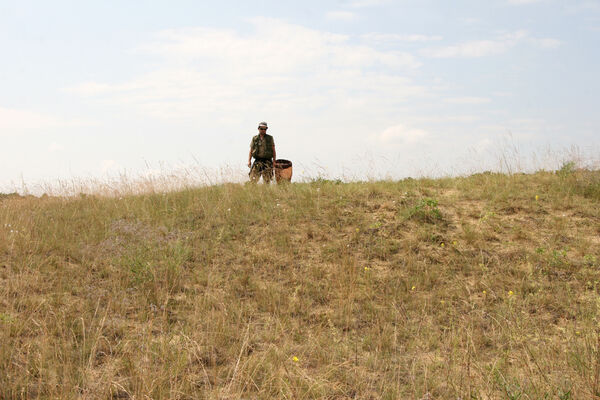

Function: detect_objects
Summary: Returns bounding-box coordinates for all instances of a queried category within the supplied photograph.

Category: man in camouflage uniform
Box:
[248,121,276,184]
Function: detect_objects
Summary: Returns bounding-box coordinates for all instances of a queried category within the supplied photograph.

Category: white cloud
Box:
[64,82,112,97]
[348,0,391,8]
[0,107,87,132]
[0,107,56,131]
[421,30,560,58]
[361,33,443,43]
[65,18,425,123]
[461,17,483,25]
[135,18,421,71]
[565,2,600,13]
[530,37,562,48]
[444,97,492,105]
[423,39,510,58]
[326,11,357,21]
[374,124,429,144]
[447,115,481,123]
[507,0,543,4]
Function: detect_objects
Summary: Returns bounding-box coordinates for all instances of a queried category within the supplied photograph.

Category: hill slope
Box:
[1,170,599,399]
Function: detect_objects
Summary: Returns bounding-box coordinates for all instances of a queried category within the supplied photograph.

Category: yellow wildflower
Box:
[411,286,416,291]
[292,356,299,362]
[508,290,514,296]
[440,243,445,247]
[535,195,539,201]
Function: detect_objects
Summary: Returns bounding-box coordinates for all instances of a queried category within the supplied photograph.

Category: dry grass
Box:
[1,168,600,399]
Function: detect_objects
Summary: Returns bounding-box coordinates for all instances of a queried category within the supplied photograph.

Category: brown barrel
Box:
[274,159,293,183]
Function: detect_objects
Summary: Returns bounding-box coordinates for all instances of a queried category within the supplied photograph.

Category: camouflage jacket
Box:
[250,134,275,159]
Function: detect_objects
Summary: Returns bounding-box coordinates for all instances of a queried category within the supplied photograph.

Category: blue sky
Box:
[1,0,599,189]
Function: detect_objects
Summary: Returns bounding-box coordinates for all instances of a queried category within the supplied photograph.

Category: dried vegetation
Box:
[1,168,600,399]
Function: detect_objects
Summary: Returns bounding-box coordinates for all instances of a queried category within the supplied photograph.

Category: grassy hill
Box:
[1,168,599,399]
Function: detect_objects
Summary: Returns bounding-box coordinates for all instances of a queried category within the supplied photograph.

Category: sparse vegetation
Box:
[1,169,600,399]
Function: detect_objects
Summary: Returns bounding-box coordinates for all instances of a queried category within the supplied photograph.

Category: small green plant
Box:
[368,221,383,230]
[125,250,154,285]
[406,198,443,223]
[584,254,598,267]
[0,313,13,323]
[310,177,343,185]
[480,211,496,222]
[558,389,573,400]
[494,371,524,400]
[580,172,600,200]
[550,248,569,267]
[535,247,546,255]
[557,161,577,177]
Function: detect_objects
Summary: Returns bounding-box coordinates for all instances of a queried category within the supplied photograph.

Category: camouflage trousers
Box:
[249,159,273,183]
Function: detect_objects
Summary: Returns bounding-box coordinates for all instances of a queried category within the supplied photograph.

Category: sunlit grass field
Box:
[1,167,599,399]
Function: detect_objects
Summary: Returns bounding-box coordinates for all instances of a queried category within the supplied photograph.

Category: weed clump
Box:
[405,198,444,223]
[556,160,577,177]
[553,161,600,200]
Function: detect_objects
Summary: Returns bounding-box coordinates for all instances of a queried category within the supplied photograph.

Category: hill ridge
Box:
[1,170,599,398]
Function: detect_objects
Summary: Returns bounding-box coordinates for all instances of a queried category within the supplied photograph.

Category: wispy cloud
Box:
[531,37,562,48]
[65,18,425,123]
[444,97,492,105]
[565,2,600,13]
[507,0,544,4]
[326,11,358,21]
[421,30,560,58]
[348,0,391,8]
[422,39,512,58]
[64,82,112,97]
[0,107,87,132]
[361,33,443,43]
[373,124,429,144]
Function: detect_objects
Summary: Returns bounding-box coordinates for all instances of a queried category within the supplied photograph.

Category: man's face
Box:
[258,126,267,135]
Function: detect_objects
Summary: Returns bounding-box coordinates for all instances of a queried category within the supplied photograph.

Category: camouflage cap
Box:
[258,121,268,128]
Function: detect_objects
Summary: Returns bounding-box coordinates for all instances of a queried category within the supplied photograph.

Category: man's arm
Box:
[248,148,253,168]
[272,143,276,167]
